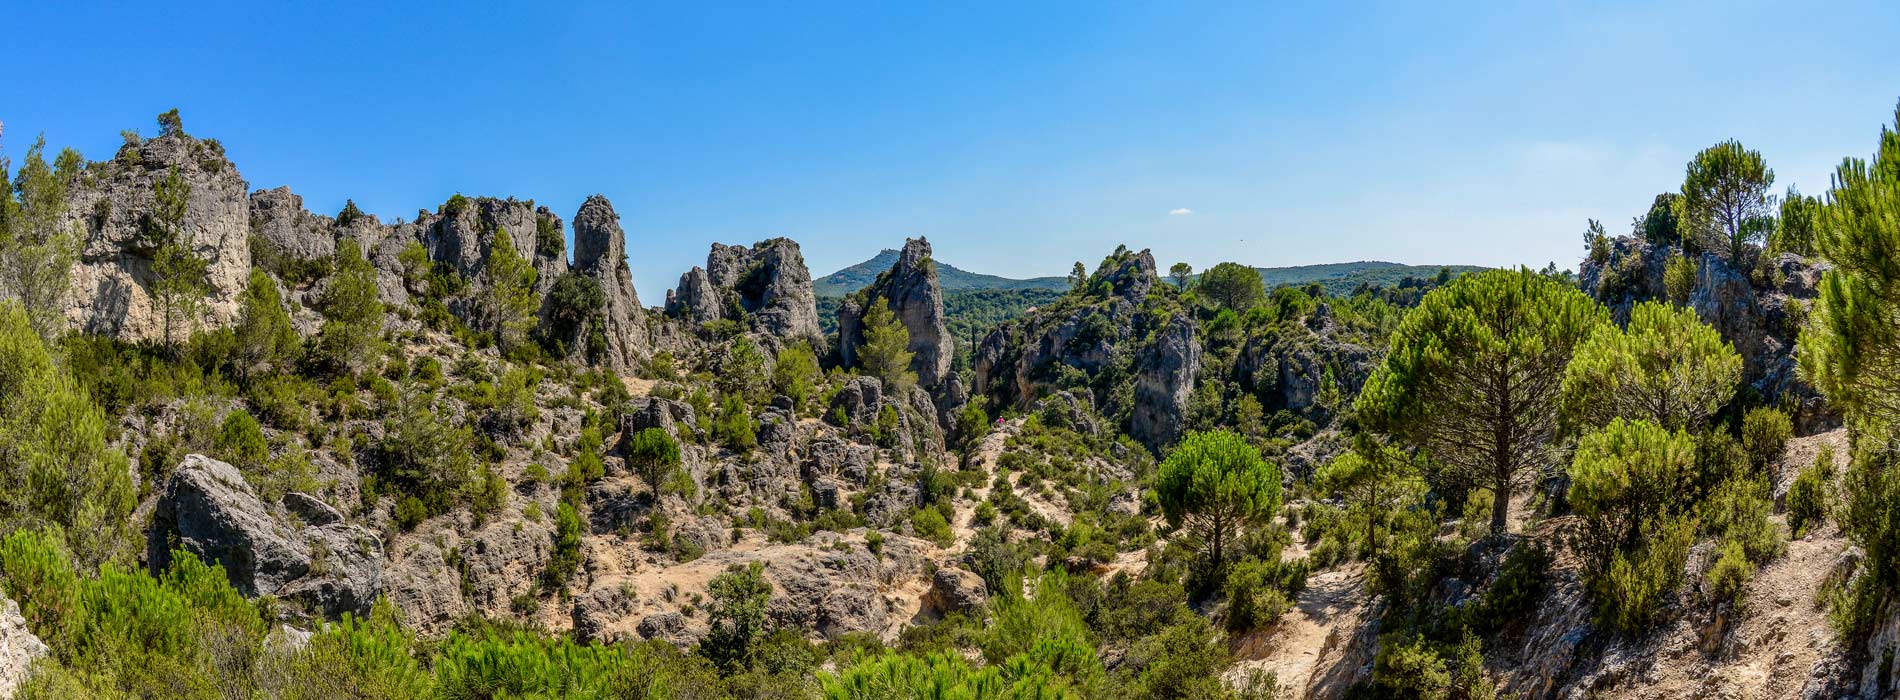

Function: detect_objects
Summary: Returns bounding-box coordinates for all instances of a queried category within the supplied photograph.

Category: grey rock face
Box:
[666,238,825,349]
[61,132,252,340]
[762,533,930,639]
[1690,252,1768,376]
[556,195,647,370]
[148,455,383,617]
[0,595,48,700]
[250,186,338,262]
[417,196,567,297]
[620,396,699,444]
[1577,235,1671,322]
[1130,313,1201,452]
[837,237,953,387]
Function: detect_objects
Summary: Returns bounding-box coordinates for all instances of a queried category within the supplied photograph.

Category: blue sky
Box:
[6,2,1899,301]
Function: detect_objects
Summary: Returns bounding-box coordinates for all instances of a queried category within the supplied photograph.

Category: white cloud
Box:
[1169,208,1193,216]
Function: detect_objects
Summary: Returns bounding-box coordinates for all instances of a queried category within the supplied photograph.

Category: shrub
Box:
[1706,540,1753,605]
[1788,446,1834,538]
[626,427,682,487]
[910,508,953,548]
[1370,634,1450,700]
[1595,516,1695,635]
[215,409,269,469]
[1223,558,1294,632]
[1740,407,1793,476]
[1701,476,1783,563]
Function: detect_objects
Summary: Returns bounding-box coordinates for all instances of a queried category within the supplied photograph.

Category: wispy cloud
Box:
[1169,208,1193,216]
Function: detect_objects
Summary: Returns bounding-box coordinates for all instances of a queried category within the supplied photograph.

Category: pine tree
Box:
[233,269,299,381]
[150,166,208,352]
[480,228,538,355]
[1801,102,1900,435]
[857,300,916,390]
[1359,268,1608,536]
[3,137,82,339]
[1680,140,1777,263]
[314,238,384,376]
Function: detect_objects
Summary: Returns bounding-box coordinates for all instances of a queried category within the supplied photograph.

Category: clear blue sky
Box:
[7,2,1899,301]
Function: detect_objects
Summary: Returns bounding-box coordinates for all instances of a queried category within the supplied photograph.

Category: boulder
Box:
[148,455,383,617]
[149,454,315,596]
[923,566,989,617]
[0,595,48,700]
[837,237,953,388]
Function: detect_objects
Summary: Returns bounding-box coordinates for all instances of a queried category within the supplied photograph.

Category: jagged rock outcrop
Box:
[61,131,251,340]
[0,595,47,700]
[412,196,567,297]
[548,195,647,369]
[972,251,1147,410]
[148,454,384,618]
[249,186,339,262]
[1577,235,1671,323]
[1581,237,1839,433]
[973,247,1159,417]
[837,237,953,388]
[1235,304,1378,417]
[1130,313,1200,451]
[665,239,825,350]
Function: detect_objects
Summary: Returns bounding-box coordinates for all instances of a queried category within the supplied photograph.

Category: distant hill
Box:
[815,252,1484,299]
[813,249,1068,298]
[1249,261,1491,297]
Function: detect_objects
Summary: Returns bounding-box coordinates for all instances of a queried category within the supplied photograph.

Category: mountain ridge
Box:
[814,251,1489,298]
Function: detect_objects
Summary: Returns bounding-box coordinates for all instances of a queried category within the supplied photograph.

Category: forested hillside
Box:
[0,100,1895,700]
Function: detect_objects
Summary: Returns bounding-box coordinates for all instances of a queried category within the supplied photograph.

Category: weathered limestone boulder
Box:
[0,595,48,700]
[762,532,930,639]
[148,454,383,617]
[923,565,989,617]
[619,396,699,444]
[382,539,464,632]
[557,195,648,370]
[837,237,953,388]
[1129,313,1201,451]
[61,130,251,340]
[666,238,825,349]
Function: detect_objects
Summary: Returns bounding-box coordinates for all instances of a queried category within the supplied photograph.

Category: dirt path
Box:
[1228,564,1370,699]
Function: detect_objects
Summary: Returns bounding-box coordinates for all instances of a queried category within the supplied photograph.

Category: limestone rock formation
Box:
[61,130,251,341]
[665,238,825,350]
[0,595,47,700]
[837,237,953,388]
[549,195,647,369]
[973,247,1158,417]
[148,454,383,617]
[1581,236,1838,433]
[1130,313,1201,451]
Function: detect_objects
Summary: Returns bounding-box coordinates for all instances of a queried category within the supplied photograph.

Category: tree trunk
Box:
[1490,478,1510,537]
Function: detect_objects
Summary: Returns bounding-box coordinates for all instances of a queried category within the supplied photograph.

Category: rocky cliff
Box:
[60,130,251,341]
